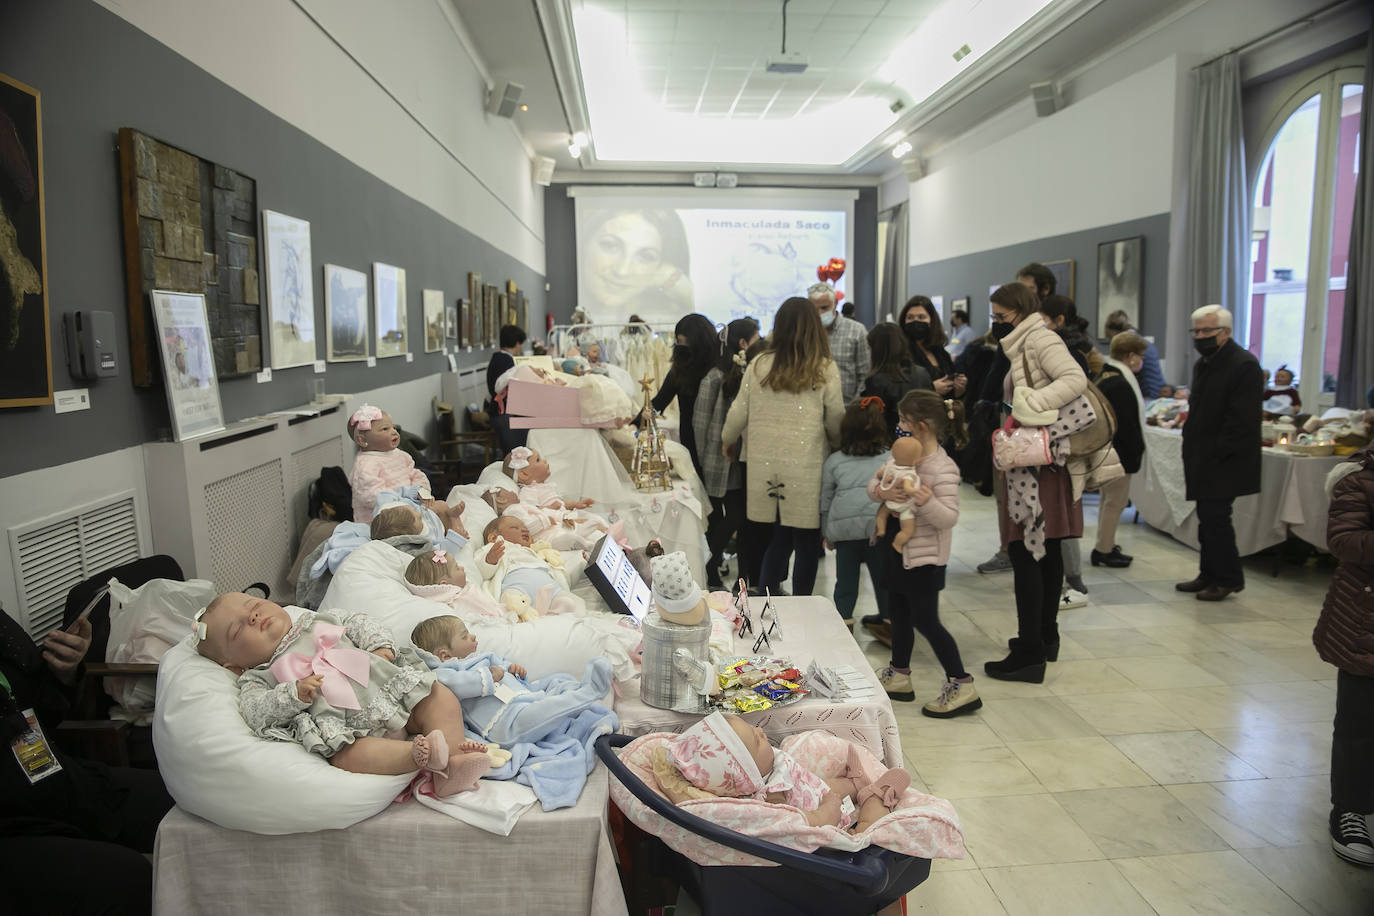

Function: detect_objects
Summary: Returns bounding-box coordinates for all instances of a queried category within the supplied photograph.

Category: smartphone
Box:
[66,583,110,632]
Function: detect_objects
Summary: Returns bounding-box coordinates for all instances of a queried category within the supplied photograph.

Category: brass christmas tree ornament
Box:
[632,374,672,491]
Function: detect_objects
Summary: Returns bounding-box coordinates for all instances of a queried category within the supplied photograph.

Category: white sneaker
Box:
[1060,587,1089,610]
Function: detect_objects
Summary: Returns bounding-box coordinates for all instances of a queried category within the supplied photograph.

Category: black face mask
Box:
[903,321,930,347]
[1193,336,1220,357]
[991,321,1014,340]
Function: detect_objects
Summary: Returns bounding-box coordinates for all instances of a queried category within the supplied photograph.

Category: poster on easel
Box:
[150,290,225,441]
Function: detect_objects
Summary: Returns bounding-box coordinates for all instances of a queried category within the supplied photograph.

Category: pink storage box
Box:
[506,379,619,429]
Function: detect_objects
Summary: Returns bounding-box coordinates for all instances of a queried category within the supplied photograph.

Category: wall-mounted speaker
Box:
[901,157,925,182]
[532,155,556,187]
[486,80,525,118]
[1030,81,1062,117]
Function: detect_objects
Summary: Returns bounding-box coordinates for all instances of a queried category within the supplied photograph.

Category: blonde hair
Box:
[411,615,464,655]
[405,550,458,586]
[1109,331,1148,362]
[371,504,422,539]
[760,297,831,393]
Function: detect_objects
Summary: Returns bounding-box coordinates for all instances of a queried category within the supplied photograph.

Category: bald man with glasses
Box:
[1177,305,1264,601]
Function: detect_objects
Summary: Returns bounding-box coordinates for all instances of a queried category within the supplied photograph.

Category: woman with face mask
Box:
[898,297,966,401]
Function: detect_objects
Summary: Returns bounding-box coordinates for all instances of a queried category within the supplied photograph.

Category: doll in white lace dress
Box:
[873,436,925,552]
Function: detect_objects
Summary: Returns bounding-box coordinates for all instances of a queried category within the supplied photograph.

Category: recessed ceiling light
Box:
[520,104,529,111]
[572,131,589,147]
[891,140,913,159]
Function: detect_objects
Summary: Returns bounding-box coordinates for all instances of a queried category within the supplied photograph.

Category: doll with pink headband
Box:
[401,548,509,622]
[347,405,436,525]
[500,447,607,547]
[657,712,910,833]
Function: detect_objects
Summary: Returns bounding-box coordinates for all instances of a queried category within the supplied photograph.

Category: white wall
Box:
[94,0,545,275]
[909,56,1180,266]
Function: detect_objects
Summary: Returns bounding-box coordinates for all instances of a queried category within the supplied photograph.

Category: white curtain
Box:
[1336,31,1373,408]
[878,202,909,325]
[1179,53,1249,377]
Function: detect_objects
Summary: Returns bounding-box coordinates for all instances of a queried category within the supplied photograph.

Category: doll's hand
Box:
[484,540,506,565]
[910,484,933,507]
[489,665,505,682]
[508,663,527,679]
[373,647,395,663]
[577,498,596,509]
[297,674,325,703]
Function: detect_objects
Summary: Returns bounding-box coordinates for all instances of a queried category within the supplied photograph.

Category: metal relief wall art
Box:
[118,127,261,385]
[262,210,315,369]
[324,264,368,362]
[0,72,53,407]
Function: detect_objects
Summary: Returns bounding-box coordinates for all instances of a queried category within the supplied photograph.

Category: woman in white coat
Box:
[722,297,844,596]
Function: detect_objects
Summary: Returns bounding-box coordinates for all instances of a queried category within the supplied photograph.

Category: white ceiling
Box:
[451,0,1367,179]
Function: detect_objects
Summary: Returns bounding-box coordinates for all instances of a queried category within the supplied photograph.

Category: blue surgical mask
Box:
[819,310,836,328]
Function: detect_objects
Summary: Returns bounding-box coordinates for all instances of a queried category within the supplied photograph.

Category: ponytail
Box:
[897,389,969,450]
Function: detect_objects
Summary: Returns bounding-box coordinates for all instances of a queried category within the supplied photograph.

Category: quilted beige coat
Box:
[722,353,844,528]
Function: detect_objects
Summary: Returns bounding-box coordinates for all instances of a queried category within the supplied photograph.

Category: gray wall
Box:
[908,212,1172,359]
[543,184,879,326]
[0,0,543,479]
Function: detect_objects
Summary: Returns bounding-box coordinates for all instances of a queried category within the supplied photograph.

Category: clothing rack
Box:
[548,321,674,357]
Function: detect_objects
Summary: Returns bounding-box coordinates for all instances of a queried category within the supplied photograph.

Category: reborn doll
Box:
[347,405,443,525]
[873,436,925,552]
[410,614,615,746]
[658,712,910,833]
[477,517,579,618]
[193,592,494,796]
[503,447,595,512]
[403,548,510,622]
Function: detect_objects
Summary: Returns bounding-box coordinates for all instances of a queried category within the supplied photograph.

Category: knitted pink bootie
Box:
[433,751,493,797]
[411,730,451,774]
[855,767,911,808]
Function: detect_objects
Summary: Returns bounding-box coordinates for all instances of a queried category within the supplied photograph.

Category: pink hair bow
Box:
[508,446,532,470]
[350,405,383,430]
[431,549,448,564]
[268,622,372,710]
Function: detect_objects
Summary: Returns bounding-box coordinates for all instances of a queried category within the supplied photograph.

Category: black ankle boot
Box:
[984,648,1047,683]
[1009,636,1059,663]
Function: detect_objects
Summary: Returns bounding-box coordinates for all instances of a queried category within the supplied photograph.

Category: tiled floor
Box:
[805,485,1374,915]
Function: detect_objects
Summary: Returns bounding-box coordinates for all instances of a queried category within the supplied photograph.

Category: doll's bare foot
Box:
[454,739,488,753]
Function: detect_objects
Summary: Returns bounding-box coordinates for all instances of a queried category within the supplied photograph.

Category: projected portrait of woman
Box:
[580,208,693,324]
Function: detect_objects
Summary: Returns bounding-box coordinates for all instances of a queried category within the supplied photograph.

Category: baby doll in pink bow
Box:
[347,404,447,525]
[194,592,496,796]
[500,448,607,548]
[657,712,910,832]
[402,549,509,622]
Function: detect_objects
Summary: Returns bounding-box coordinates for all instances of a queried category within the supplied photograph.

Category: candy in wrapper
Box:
[755,683,793,701]
[733,695,773,712]
[718,672,740,690]
[773,679,802,690]
[779,668,802,682]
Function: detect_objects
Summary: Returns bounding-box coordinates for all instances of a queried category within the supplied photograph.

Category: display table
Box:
[614,596,904,768]
[152,766,627,916]
[1131,426,1344,554]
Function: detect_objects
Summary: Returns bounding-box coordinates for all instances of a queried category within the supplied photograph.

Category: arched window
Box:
[1246,67,1362,410]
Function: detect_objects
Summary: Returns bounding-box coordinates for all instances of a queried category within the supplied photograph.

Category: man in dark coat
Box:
[1177,305,1263,601]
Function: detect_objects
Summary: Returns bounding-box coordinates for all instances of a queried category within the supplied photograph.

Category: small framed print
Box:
[150,290,225,441]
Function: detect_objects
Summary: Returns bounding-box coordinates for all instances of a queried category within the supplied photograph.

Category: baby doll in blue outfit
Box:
[410,615,614,746]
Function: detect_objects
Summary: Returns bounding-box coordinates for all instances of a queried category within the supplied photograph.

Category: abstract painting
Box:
[118,127,262,385]
[1045,258,1075,300]
[262,210,315,369]
[0,72,52,407]
[1097,237,1143,337]
[373,262,406,358]
[324,264,368,362]
[423,288,444,352]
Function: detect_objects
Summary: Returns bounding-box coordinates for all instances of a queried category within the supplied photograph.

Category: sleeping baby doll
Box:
[477,517,579,618]
[410,614,614,746]
[657,712,911,833]
[502,447,595,512]
[403,548,512,623]
[193,592,494,796]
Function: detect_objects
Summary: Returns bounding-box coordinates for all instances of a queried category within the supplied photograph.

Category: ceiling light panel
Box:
[573,0,1058,166]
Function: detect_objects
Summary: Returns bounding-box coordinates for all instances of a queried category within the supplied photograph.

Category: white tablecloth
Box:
[1130,426,1343,554]
[152,767,627,916]
[613,596,904,768]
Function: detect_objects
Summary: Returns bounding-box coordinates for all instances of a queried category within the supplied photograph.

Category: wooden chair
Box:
[432,396,498,485]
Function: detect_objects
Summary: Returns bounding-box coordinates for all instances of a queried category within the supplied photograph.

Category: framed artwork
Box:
[118,127,261,385]
[373,262,406,358]
[150,290,225,441]
[1045,258,1075,300]
[444,303,457,342]
[1097,237,1143,337]
[467,272,482,348]
[951,297,970,313]
[324,264,368,361]
[506,280,518,326]
[459,298,472,347]
[0,72,53,407]
[989,284,1000,301]
[518,292,528,333]
[929,294,944,318]
[262,210,315,369]
[422,288,444,352]
[498,292,509,328]
[484,284,498,347]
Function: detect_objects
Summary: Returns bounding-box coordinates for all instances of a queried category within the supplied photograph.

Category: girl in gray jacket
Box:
[820,398,893,628]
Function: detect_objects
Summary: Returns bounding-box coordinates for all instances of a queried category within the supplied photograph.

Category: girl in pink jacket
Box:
[868,390,980,718]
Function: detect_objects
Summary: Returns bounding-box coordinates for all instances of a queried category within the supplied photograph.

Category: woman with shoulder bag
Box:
[984,283,1089,683]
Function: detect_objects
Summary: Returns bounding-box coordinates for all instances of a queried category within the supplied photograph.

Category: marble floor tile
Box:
[905,743,1044,799]
[1213,621,1317,651]
[890,711,1004,749]
[1062,627,1173,658]
[1163,776,1331,849]
[1201,719,1332,778]
[1183,649,1309,685]
[1134,624,1252,655]
[1239,680,1338,722]
[952,794,1103,867]
[1055,607,1138,630]
[1106,654,1226,690]
[1042,659,1138,696]
[905,870,1008,914]
[1112,850,1307,915]
[982,861,1156,916]
[1253,647,1339,680]
[1074,582,1159,606]
[1107,731,1263,784]
[1054,786,1231,858]
[1145,685,1288,730]
[1058,690,1193,735]
[1008,737,1155,792]
[1237,842,1374,916]
[976,696,1098,741]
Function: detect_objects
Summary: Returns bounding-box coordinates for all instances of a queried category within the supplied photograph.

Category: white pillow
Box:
[152,613,411,835]
[320,540,638,681]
